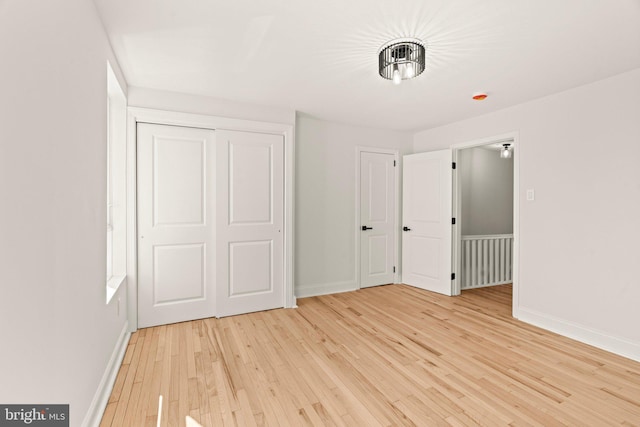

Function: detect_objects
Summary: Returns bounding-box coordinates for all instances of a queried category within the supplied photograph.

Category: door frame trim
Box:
[355,146,401,288]
[451,131,520,318]
[126,107,296,331]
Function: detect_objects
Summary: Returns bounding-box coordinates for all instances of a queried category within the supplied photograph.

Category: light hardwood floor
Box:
[100,285,640,426]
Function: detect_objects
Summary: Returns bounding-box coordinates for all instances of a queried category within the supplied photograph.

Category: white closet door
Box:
[216,130,284,317]
[360,151,396,288]
[402,150,453,296]
[137,123,216,328]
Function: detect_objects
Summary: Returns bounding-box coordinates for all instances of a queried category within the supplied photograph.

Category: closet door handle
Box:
[361,226,373,231]
[403,226,411,231]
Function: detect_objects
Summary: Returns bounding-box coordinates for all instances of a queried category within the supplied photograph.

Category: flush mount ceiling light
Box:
[500,143,513,159]
[379,38,426,85]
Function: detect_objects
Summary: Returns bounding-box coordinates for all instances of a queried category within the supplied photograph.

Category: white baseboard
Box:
[517,307,640,363]
[82,321,131,427]
[295,280,358,298]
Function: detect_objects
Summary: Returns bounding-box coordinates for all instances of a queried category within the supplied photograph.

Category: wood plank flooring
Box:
[100,285,640,426]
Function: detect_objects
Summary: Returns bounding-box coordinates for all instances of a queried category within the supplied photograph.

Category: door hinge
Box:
[393,266,396,273]
[452,162,456,169]
[452,218,456,225]
[451,273,456,280]
[393,160,396,167]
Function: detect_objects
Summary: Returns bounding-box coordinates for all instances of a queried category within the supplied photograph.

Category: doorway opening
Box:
[452,133,519,317]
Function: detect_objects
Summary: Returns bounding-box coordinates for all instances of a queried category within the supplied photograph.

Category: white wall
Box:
[459,147,513,235]
[0,0,129,425]
[295,115,412,297]
[128,86,296,125]
[414,68,640,361]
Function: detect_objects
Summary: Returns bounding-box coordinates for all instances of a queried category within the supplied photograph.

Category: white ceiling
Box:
[94,0,640,131]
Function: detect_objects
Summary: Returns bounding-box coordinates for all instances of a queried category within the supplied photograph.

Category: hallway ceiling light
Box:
[379,38,425,85]
[500,144,513,159]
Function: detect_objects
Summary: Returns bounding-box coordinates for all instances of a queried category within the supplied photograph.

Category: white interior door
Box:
[216,130,284,317]
[137,123,216,328]
[402,150,453,295]
[360,151,396,288]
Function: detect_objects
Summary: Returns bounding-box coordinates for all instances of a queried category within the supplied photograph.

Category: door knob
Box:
[403,226,411,231]
[361,225,373,231]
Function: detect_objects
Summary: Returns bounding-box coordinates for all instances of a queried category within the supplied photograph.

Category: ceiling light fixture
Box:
[379,38,425,85]
[500,143,513,159]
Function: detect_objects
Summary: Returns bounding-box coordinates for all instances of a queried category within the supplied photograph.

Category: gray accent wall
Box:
[459,147,514,235]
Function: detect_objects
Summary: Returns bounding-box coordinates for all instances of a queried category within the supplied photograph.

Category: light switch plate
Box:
[526,189,535,201]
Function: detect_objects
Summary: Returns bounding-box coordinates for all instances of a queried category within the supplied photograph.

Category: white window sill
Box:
[106,275,126,304]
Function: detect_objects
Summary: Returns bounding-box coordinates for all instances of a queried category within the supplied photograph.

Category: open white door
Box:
[360,151,396,288]
[402,150,453,295]
[216,130,284,317]
[137,123,216,328]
